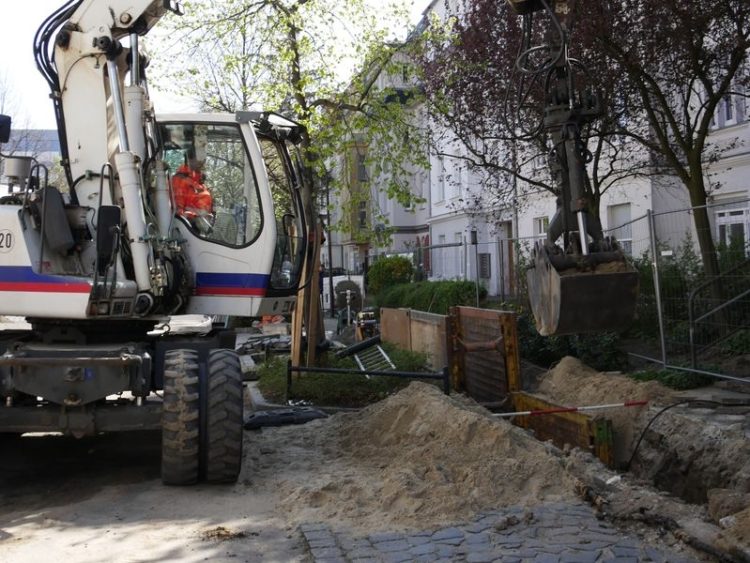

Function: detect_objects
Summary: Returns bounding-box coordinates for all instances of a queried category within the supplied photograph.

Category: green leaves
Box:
[153,0,429,240]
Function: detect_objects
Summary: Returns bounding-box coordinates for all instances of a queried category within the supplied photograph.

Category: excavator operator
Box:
[172,150,214,233]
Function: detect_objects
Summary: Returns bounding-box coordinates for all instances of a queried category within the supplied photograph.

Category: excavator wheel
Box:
[161,349,201,486]
[526,241,639,336]
[204,349,244,484]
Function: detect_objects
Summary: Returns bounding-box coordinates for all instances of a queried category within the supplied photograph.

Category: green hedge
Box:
[367,256,414,296]
[377,280,486,315]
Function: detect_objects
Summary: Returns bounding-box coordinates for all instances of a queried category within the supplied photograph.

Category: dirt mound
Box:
[275,382,576,532]
[535,356,674,464]
[717,506,750,557]
[538,356,674,407]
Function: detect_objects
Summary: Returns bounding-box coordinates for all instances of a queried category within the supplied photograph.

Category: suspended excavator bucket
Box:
[526,242,639,336]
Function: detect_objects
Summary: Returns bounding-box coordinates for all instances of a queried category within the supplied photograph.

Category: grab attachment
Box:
[526,242,639,336]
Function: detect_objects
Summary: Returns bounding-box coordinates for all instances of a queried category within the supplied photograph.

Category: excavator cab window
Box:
[160,122,262,247]
[258,137,305,291]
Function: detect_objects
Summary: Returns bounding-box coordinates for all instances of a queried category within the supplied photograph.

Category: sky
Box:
[0,0,430,131]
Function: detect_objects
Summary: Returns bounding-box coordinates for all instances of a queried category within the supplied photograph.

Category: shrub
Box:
[515,310,627,371]
[377,280,486,314]
[367,255,413,296]
[628,368,713,390]
[256,343,431,407]
[335,280,362,311]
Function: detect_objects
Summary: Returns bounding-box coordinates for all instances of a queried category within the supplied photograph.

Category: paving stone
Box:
[310,546,344,559]
[304,530,336,542]
[539,534,587,546]
[497,548,540,558]
[350,558,379,563]
[612,545,640,558]
[465,532,491,545]
[534,554,560,563]
[435,535,465,546]
[517,526,539,539]
[549,526,586,537]
[373,539,411,553]
[573,540,613,551]
[604,557,638,563]
[382,551,413,563]
[530,544,567,555]
[314,557,347,563]
[307,538,338,549]
[560,549,601,563]
[436,544,457,558]
[300,523,330,533]
[432,527,465,541]
[581,532,620,544]
[337,536,372,550]
[348,547,381,559]
[465,522,493,534]
[494,533,523,545]
[466,551,498,563]
[369,532,406,544]
[408,542,437,556]
[642,546,668,562]
[405,534,432,546]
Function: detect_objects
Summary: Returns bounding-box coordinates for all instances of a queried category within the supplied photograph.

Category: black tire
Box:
[161,349,201,486]
[205,349,244,484]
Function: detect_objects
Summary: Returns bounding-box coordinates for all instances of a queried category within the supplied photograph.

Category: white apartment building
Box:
[343,1,750,299]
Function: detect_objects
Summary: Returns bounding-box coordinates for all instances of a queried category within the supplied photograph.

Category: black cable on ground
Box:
[625,399,750,471]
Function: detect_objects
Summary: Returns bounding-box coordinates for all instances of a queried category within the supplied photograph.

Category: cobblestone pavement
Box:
[300,502,696,563]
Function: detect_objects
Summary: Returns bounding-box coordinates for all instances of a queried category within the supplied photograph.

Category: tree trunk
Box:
[685,166,727,331]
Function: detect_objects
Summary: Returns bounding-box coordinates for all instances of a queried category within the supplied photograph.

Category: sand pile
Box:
[534,356,674,463]
[274,382,575,532]
[537,356,674,408]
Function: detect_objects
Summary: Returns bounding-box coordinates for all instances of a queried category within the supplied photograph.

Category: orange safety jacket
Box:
[172,164,213,220]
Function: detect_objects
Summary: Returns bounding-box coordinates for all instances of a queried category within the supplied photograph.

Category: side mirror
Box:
[96,206,121,275]
[0,115,11,144]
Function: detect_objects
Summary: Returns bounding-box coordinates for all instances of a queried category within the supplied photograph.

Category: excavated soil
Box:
[250,382,577,533]
[535,356,675,465]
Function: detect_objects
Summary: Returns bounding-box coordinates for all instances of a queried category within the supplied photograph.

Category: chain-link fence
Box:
[624,200,750,378]
[374,200,749,380]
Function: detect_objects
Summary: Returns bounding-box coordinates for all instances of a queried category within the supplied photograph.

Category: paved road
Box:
[299,502,696,563]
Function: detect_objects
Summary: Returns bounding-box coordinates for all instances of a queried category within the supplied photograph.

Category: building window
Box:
[358,201,367,229]
[716,208,749,250]
[356,153,368,183]
[437,156,445,202]
[607,203,632,255]
[454,232,463,278]
[711,82,746,129]
[533,216,549,239]
[435,234,446,278]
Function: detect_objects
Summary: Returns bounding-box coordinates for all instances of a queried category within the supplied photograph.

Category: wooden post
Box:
[305,221,323,366]
[448,306,464,392]
[501,312,522,392]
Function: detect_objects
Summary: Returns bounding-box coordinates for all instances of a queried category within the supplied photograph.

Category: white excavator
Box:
[0,0,312,485]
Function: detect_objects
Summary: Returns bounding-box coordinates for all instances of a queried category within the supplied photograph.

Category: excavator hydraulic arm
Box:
[506,0,639,335]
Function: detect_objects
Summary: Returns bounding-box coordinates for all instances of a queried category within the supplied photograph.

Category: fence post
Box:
[442,366,451,395]
[648,209,668,367]
[286,359,292,403]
